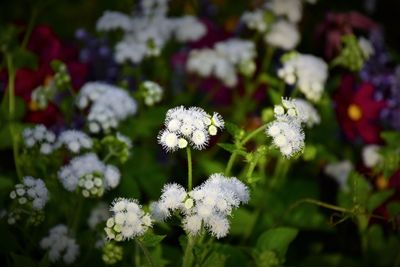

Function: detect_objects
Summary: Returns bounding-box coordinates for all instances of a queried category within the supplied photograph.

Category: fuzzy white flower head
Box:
[88,202,111,229]
[172,16,206,42]
[266,117,305,157]
[158,106,224,152]
[358,37,374,59]
[9,176,49,210]
[55,130,93,153]
[77,82,137,133]
[362,145,382,168]
[241,9,268,32]
[40,224,80,265]
[96,11,133,32]
[214,39,256,66]
[105,198,152,241]
[141,81,163,106]
[151,174,249,239]
[22,125,56,155]
[265,20,300,50]
[324,160,353,191]
[278,53,328,102]
[268,0,303,23]
[275,98,320,127]
[58,153,121,196]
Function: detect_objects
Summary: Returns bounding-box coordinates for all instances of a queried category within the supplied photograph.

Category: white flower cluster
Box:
[278,53,328,102]
[22,125,56,154]
[140,81,163,106]
[104,198,152,241]
[274,98,320,127]
[362,145,382,168]
[324,160,353,191]
[187,38,256,87]
[241,10,268,32]
[76,82,137,133]
[40,224,79,264]
[158,106,224,152]
[55,130,93,153]
[265,20,300,50]
[358,37,374,59]
[96,1,205,64]
[267,0,303,23]
[9,176,49,210]
[88,202,111,229]
[151,174,249,239]
[58,153,121,197]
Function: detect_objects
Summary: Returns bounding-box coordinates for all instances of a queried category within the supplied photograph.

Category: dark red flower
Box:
[334,74,386,144]
[2,24,87,126]
[316,12,377,59]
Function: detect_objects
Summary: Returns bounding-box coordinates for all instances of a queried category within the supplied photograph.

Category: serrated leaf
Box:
[256,227,298,259]
[140,232,166,247]
[367,189,395,212]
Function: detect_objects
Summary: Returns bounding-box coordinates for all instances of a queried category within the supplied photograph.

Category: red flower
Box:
[2,24,87,126]
[316,12,377,59]
[334,74,386,144]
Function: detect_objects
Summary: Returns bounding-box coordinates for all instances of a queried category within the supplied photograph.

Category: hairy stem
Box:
[187,146,192,191]
[182,235,195,267]
[136,239,155,267]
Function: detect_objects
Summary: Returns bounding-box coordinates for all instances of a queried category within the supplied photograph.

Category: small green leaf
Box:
[256,227,298,259]
[140,232,166,247]
[387,201,400,218]
[218,143,247,157]
[367,189,395,212]
[225,122,241,137]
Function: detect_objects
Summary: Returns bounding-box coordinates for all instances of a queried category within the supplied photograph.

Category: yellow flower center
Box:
[347,104,362,121]
[376,174,388,190]
[28,101,39,111]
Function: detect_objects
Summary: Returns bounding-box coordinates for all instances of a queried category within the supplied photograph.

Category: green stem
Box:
[186,146,192,191]
[6,54,22,180]
[182,235,195,267]
[71,196,83,233]
[224,124,268,176]
[21,8,38,49]
[136,239,155,267]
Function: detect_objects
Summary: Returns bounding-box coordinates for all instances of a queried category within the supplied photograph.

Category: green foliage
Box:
[331,34,366,72]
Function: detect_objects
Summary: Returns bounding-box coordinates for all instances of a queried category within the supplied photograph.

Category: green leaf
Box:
[225,122,241,137]
[230,208,257,236]
[256,227,298,259]
[0,176,13,192]
[13,48,38,69]
[267,88,282,105]
[218,143,247,157]
[367,189,395,212]
[140,232,166,247]
[11,253,37,267]
[387,201,400,218]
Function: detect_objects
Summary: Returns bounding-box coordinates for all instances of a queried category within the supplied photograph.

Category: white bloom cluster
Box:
[97,1,205,64]
[278,53,328,102]
[55,130,93,153]
[274,98,320,127]
[88,202,111,229]
[40,224,79,264]
[158,106,224,152]
[76,82,137,133]
[58,153,121,197]
[151,174,249,239]
[22,125,56,154]
[324,160,353,191]
[9,176,49,210]
[140,81,163,106]
[358,37,374,59]
[104,198,152,241]
[187,38,256,87]
[268,0,303,23]
[241,9,268,32]
[362,145,382,168]
[265,20,300,50]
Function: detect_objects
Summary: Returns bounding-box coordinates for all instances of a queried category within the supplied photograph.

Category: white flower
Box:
[76,82,137,133]
[278,53,328,102]
[96,11,132,32]
[358,37,374,59]
[151,174,249,239]
[22,125,56,155]
[275,98,320,127]
[158,106,224,152]
[268,0,303,23]
[214,39,256,66]
[105,198,152,241]
[88,202,111,229]
[58,153,120,196]
[55,130,93,153]
[9,176,49,210]
[324,160,353,191]
[172,16,206,42]
[265,20,300,50]
[362,145,382,168]
[40,224,79,264]
[141,81,163,106]
[241,9,268,32]
[266,117,305,157]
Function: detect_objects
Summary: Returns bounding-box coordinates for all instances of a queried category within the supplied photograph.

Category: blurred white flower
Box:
[362,145,382,168]
[241,9,268,32]
[22,125,56,155]
[358,37,374,59]
[40,224,79,264]
[265,20,300,50]
[9,176,49,211]
[275,98,320,127]
[268,0,303,23]
[172,16,206,42]
[88,202,111,229]
[325,160,353,191]
[55,130,92,153]
[140,81,163,106]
